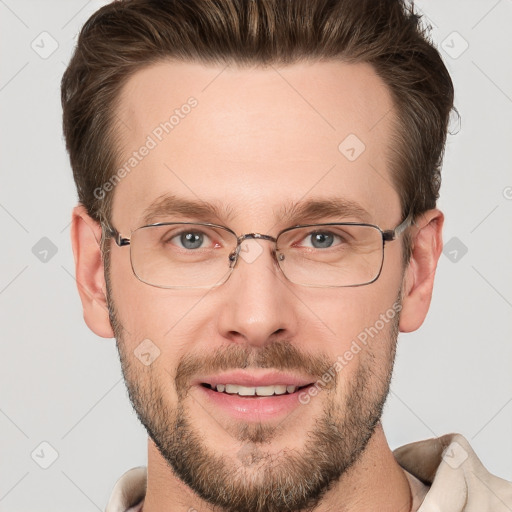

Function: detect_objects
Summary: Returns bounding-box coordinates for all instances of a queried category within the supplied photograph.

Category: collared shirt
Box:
[105,433,512,512]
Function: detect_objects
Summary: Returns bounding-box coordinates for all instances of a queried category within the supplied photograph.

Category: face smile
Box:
[196,369,317,419]
[185,346,336,422]
[100,59,409,512]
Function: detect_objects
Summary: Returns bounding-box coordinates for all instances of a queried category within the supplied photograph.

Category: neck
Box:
[142,423,411,512]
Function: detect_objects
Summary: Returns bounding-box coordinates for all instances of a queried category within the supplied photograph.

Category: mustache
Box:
[175,340,337,396]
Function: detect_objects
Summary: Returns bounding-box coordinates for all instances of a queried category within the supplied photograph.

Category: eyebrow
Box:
[275,197,371,225]
[140,194,371,227]
[141,194,235,225]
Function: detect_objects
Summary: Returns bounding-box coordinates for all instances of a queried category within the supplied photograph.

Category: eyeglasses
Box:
[103,214,413,289]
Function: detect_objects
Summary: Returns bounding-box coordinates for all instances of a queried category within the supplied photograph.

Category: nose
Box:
[215,238,298,348]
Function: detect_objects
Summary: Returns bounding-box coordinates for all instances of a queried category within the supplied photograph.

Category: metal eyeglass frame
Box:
[103,212,414,289]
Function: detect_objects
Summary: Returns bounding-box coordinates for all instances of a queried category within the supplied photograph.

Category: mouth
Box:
[193,372,317,421]
[200,382,312,397]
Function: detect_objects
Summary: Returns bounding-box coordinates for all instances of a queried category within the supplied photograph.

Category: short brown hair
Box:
[62,0,454,248]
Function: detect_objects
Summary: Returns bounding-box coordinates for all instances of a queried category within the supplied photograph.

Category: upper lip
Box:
[194,370,316,388]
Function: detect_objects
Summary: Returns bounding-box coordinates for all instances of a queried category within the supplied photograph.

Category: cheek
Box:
[110,251,205,335]
[109,258,216,379]
[301,279,401,345]
[298,278,401,388]
[325,311,399,407]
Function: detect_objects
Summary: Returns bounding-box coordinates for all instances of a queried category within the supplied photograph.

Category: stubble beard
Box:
[105,272,399,512]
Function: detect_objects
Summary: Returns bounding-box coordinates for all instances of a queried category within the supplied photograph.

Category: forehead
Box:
[111,59,399,231]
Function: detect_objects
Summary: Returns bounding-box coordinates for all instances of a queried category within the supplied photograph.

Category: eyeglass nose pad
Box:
[228,245,241,268]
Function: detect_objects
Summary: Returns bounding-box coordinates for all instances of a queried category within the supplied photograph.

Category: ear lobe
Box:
[70,204,115,338]
[399,209,444,333]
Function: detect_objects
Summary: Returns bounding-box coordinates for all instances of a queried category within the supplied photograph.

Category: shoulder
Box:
[105,466,147,512]
[394,433,512,511]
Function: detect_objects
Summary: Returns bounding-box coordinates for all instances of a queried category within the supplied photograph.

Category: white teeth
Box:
[225,384,239,394]
[273,385,287,395]
[237,386,256,396]
[256,386,276,396]
[213,384,298,396]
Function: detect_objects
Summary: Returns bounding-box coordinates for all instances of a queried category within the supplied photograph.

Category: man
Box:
[62,1,511,511]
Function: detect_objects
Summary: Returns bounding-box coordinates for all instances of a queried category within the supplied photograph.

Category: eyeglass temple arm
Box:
[382,212,415,242]
[103,225,131,247]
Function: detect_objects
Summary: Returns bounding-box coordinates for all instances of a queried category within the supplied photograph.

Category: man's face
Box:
[107,60,405,511]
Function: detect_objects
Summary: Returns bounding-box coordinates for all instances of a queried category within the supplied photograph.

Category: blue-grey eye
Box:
[179,231,204,249]
[308,232,335,249]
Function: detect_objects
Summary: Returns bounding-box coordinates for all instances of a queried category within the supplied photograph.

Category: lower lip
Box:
[196,385,313,421]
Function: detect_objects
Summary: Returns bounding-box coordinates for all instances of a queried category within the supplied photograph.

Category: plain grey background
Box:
[1,1,511,510]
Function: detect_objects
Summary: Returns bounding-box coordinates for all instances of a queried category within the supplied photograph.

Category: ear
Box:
[70,204,114,338]
[399,209,444,333]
